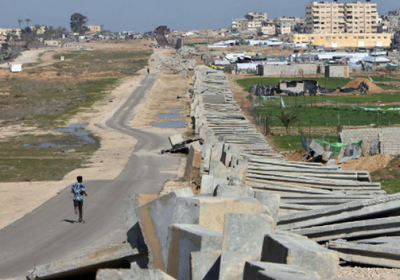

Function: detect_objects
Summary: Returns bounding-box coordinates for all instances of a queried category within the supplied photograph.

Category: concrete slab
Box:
[191,250,221,280]
[96,268,176,280]
[123,194,159,268]
[292,216,400,242]
[27,243,139,280]
[135,189,194,271]
[328,240,400,269]
[166,224,222,279]
[173,197,263,232]
[254,191,280,224]
[310,140,324,155]
[243,261,319,280]
[213,184,254,198]
[256,270,320,280]
[278,193,400,231]
[261,234,338,280]
[200,175,214,194]
[219,214,274,280]
[169,134,184,147]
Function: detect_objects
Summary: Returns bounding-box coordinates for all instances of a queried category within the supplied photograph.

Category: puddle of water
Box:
[23,123,96,148]
[151,121,186,129]
[155,108,183,120]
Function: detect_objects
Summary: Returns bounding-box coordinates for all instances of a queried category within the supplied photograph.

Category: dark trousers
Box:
[74,200,83,219]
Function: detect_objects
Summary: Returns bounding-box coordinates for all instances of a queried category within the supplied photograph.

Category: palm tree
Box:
[25,18,31,27]
[276,109,301,135]
[18,19,23,29]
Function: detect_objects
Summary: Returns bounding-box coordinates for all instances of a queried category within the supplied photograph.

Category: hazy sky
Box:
[0,0,398,32]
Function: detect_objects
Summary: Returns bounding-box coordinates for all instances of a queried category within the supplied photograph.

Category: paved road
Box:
[0,73,180,278]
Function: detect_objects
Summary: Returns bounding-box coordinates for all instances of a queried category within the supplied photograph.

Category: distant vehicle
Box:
[9,64,22,73]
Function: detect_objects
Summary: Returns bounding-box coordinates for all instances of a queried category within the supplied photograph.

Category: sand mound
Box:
[345,78,384,94]
[341,154,393,173]
[285,149,308,161]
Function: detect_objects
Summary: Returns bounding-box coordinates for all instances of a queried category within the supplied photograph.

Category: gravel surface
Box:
[339,266,400,280]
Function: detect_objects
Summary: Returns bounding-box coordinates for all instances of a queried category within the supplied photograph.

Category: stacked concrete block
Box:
[219,213,275,280]
[200,174,214,194]
[254,191,280,224]
[261,234,339,280]
[172,197,263,232]
[123,194,160,267]
[213,184,254,198]
[191,250,221,280]
[166,224,222,279]
[184,142,202,182]
[135,188,194,271]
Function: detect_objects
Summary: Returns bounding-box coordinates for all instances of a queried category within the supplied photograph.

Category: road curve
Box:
[0,72,181,278]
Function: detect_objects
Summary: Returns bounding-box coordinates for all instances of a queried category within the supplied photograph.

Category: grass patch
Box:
[0,132,99,182]
[237,77,352,92]
[371,156,400,194]
[268,134,338,151]
[254,105,400,127]
[0,48,152,181]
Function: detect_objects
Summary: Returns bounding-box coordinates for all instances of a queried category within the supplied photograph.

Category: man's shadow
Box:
[62,219,78,224]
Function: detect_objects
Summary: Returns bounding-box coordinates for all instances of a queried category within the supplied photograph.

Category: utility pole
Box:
[206,32,209,54]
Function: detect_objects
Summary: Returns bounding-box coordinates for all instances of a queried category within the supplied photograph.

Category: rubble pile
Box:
[27,64,400,280]
[157,47,197,75]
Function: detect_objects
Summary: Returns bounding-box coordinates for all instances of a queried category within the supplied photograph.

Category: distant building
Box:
[87,25,101,32]
[305,0,379,34]
[259,21,276,35]
[0,27,21,39]
[30,25,46,35]
[275,17,306,35]
[245,12,268,31]
[294,33,391,48]
[231,12,267,32]
[231,18,249,32]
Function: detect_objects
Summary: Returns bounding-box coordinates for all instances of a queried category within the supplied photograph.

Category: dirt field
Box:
[0,42,190,230]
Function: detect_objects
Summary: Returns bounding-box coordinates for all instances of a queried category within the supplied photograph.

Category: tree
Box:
[34,24,42,34]
[45,25,55,39]
[18,19,23,29]
[70,13,89,34]
[20,27,36,46]
[276,109,301,135]
[25,18,31,27]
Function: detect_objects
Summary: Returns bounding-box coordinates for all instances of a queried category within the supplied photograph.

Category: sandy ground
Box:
[339,266,400,280]
[340,154,393,173]
[0,44,187,230]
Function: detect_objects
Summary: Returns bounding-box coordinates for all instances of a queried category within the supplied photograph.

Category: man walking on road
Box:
[71,176,87,223]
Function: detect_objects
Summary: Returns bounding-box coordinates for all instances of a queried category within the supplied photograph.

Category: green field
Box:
[237,77,352,92]
[268,134,338,151]
[0,133,99,182]
[371,156,400,194]
[253,104,400,128]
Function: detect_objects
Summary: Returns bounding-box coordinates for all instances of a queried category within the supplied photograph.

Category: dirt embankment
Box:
[329,77,385,95]
[340,154,393,173]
